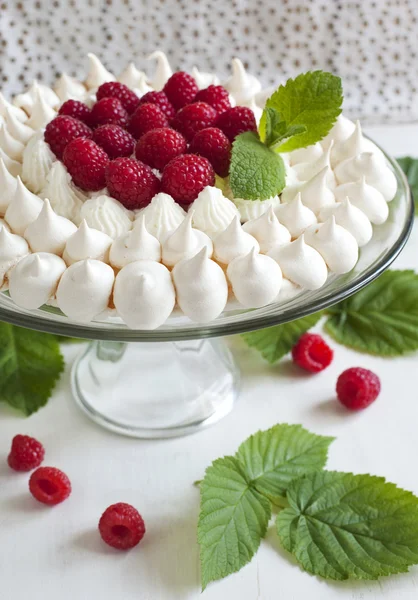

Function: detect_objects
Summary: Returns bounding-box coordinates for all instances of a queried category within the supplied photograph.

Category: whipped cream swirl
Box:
[138,192,186,242]
[190,186,239,238]
[41,161,87,224]
[0,123,24,161]
[22,130,55,194]
[79,195,133,239]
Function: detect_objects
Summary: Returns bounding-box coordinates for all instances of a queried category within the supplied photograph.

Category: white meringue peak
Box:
[0,147,22,177]
[110,214,161,269]
[24,199,77,255]
[0,158,17,215]
[289,142,323,166]
[242,205,291,252]
[22,130,55,194]
[138,192,186,242]
[0,122,24,161]
[304,216,359,274]
[41,161,86,224]
[0,218,10,232]
[5,177,43,235]
[79,195,133,239]
[118,63,147,89]
[234,196,281,223]
[162,211,213,267]
[191,67,220,89]
[254,86,276,109]
[63,219,113,265]
[293,142,336,188]
[54,73,86,102]
[281,167,335,214]
[334,176,389,225]
[173,247,228,322]
[4,107,34,144]
[85,54,116,90]
[330,120,382,167]
[227,248,282,308]
[0,227,29,286]
[268,235,328,290]
[9,252,67,309]
[213,215,259,265]
[334,152,397,202]
[13,81,59,114]
[190,186,239,238]
[223,58,261,105]
[133,74,153,98]
[320,114,356,150]
[0,91,27,122]
[113,260,176,329]
[147,51,173,91]
[319,197,373,247]
[241,96,263,124]
[26,89,56,130]
[275,192,317,238]
[56,259,115,322]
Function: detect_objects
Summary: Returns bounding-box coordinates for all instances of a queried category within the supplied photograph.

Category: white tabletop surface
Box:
[1,123,418,600]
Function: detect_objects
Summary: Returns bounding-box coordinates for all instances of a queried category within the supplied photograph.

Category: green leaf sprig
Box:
[397,156,418,214]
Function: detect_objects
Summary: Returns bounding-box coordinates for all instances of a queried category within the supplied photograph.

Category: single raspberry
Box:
[291,333,334,373]
[63,138,109,191]
[161,154,215,205]
[190,127,231,177]
[44,115,92,159]
[139,91,175,119]
[194,85,231,114]
[216,106,257,142]
[90,97,129,128]
[58,99,92,126]
[106,157,160,209]
[171,102,217,142]
[128,103,169,139]
[135,127,187,171]
[7,434,45,472]
[163,71,199,110]
[93,124,135,159]
[29,466,71,505]
[336,367,381,410]
[96,81,140,115]
[99,503,145,550]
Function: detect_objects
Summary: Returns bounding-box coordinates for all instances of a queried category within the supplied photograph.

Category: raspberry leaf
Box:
[325,270,418,356]
[198,456,271,590]
[277,471,418,580]
[229,131,286,200]
[0,323,64,415]
[397,156,418,214]
[241,312,322,363]
[236,424,334,504]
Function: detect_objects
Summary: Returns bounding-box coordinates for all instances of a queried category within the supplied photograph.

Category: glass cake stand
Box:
[0,150,413,438]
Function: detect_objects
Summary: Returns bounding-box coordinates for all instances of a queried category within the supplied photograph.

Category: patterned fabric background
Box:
[0,0,417,123]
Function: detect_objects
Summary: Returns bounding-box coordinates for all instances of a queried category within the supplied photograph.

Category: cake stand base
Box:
[71,338,240,438]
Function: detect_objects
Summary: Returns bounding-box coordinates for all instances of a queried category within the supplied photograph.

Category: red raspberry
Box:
[161,154,215,205]
[337,367,381,410]
[99,503,145,550]
[291,333,334,373]
[106,157,160,209]
[190,127,231,177]
[63,138,109,191]
[44,115,92,159]
[163,71,199,110]
[135,127,187,171]
[58,99,92,126]
[90,97,129,128]
[172,102,217,142]
[139,91,175,119]
[216,106,257,142]
[194,85,231,114]
[128,103,169,139]
[96,81,140,115]
[7,434,45,472]
[29,466,71,505]
[93,124,135,159]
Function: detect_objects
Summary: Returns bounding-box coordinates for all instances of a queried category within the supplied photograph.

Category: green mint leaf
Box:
[236,424,334,504]
[0,323,64,415]
[325,270,418,356]
[198,455,271,589]
[56,335,83,344]
[229,131,286,200]
[277,471,418,581]
[260,71,343,152]
[241,312,322,363]
[397,157,418,214]
[264,107,307,151]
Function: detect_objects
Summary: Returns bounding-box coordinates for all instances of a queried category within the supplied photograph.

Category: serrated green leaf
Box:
[229,131,286,200]
[264,107,307,150]
[260,71,342,152]
[198,456,271,589]
[396,156,418,214]
[241,312,322,363]
[0,323,64,415]
[236,424,334,504]
[325,270,418,356]
[276,471,418,581]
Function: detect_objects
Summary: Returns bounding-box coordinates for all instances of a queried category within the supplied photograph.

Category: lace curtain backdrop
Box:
[0,0,417,123]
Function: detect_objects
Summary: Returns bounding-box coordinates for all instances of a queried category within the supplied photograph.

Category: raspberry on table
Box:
[29,466,71,505]
[139,90,175,119]
[7,434,45,472]
[96,81,140,115]
[90,97,129,129]
[171,102,217,142]
[161,153,215,205]
[58,99,92,126]
[163,71,199,110]
[63,137,109,191]
[128,103,169,139]
[291,333,334,373]
[336,367,381,410]
[190,127,231,177]
[216,106,257,142]
[93,124,135,159]
[106,157,161,209]
[194,85,231,114]
[135,127,187,171]
[99,503,145,550]
[44,115,92,159]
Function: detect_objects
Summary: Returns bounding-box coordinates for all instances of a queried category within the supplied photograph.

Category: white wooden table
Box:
[1,124,417,600]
